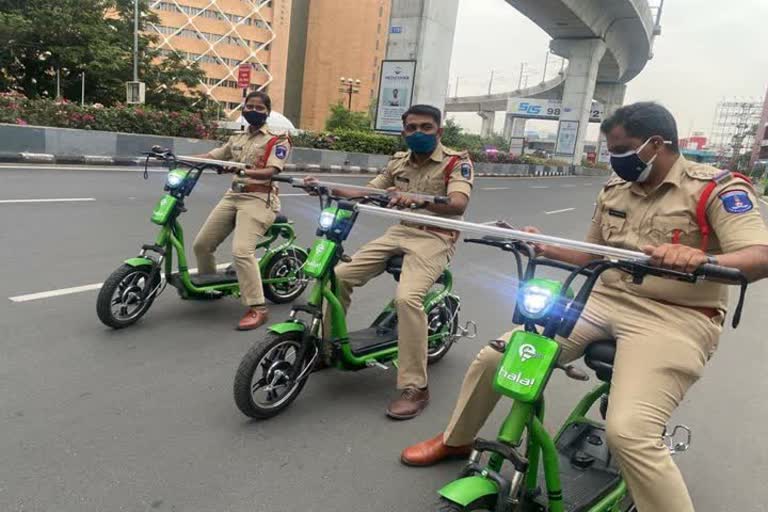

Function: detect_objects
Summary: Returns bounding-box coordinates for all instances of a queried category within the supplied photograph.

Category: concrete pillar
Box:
[502,115,526,141]
[386,0,460,113]
[512,117,526,138]
[551,38,606,164]
[594,83,626,164]
[478,111,495,137]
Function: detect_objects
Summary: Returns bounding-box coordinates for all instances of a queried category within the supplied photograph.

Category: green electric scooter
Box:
[96,147,308,329]
[425,226,748,512]
[232,177,477,419]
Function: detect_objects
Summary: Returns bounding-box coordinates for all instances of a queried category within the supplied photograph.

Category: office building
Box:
[148,0,292,118]
[285,0,391,131]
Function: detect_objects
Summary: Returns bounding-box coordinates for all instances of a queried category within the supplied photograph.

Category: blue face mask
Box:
[405,131,438,154]
[609,137,671,182]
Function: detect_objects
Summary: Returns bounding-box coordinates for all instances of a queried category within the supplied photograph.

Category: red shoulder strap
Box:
[443,155,461,186]
[258,136,281,168]
[696,170,751,251]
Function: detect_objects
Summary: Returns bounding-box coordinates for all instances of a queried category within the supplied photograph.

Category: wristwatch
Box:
[706,255,718,265]
[238,169,246,177]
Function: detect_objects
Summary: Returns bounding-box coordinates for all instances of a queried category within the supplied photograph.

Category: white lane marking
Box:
[481,187,510,191]
[9,263,231,303]
[561,184,576,188]
[0,197,95,204]
[584,183,593,186]
[530,185,549,189]
[544,208,576,215]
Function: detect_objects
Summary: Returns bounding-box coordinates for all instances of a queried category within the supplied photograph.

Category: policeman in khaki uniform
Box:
[402,102,768,511]
[306,104,473,420]
[192,91,291,331]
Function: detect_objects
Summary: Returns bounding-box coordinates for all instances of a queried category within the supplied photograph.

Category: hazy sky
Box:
[447,0,768,140]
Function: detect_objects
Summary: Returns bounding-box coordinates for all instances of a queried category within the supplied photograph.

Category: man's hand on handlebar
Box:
[641,243,709,274]
[520,226,548,256]
[386,188,426,209]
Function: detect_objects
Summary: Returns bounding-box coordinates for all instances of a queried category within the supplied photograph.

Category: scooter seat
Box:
[385,255,405,277]
[385,255,448,284]
[584,339,616,383]
[274,214,289,224]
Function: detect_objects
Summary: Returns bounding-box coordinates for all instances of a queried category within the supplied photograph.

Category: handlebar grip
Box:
[695,263,746,283]
[434,195,450,204]
[271,175,295,184]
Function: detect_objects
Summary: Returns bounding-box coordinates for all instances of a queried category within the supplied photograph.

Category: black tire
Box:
[96,264,160,329]
[262,249,308,304]
[434,496,496,511]
[233,331,312,419]
[427,295,460,364]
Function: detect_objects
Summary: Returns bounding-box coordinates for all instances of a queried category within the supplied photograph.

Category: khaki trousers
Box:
[192,192,276,306]
[331,224,455,389]
[443,287,722,512]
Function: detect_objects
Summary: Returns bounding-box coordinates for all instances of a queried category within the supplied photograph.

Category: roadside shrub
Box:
[0,93,217,139]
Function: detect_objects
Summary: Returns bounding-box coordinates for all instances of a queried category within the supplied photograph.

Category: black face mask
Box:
[243,110,268,128]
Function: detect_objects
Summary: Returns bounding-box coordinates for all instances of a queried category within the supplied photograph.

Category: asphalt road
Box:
[1,164,767,512]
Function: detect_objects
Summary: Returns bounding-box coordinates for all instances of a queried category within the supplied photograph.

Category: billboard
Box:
[506,98,604,122]
[374,60,416,132]
[555,120,580,156]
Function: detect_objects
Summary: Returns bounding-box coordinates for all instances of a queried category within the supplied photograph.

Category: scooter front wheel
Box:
[96,264,160,329]
[233,332,312,419]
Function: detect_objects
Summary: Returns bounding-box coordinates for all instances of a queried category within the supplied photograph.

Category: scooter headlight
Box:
[517,279,561,320]
[166,169,187,189]
[318,210,336,231]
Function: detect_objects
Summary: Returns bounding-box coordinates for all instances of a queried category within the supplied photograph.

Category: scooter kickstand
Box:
[458,320,478,339]
[366,360,389,371]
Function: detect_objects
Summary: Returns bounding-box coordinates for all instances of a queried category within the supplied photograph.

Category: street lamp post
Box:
[339,77,361,110]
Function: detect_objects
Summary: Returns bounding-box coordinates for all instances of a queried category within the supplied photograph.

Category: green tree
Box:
[0,0,206,111]
[325,103,372,131]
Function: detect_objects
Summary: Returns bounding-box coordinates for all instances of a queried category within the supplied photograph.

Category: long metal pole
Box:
[488,70,494,95]
[355,203,651,262]
[517,62,525,89]
[542,51,549,83]
[56,68,61,99]
[454,76,459,97]
[133,0,139,81]
[81,72,85,105]
[347,84,352,110]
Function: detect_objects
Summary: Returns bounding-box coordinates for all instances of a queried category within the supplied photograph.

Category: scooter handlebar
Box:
[271,175,296,184]
[695,263,746,284]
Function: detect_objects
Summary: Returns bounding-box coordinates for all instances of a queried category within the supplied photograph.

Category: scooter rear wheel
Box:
[233,332,312,419]
[263,250,308,304]
[427,296,460,364]
[434,497,495,511]
[96,264,159,329]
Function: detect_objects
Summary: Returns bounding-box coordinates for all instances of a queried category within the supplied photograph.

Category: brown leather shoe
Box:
[400,433,473,467]
[386,387,429,420]
[237,308,269,331]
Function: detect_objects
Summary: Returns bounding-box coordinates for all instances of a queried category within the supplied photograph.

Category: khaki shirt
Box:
[368,143,474,220]
[586,156,768,310]
[209,125,291,211]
